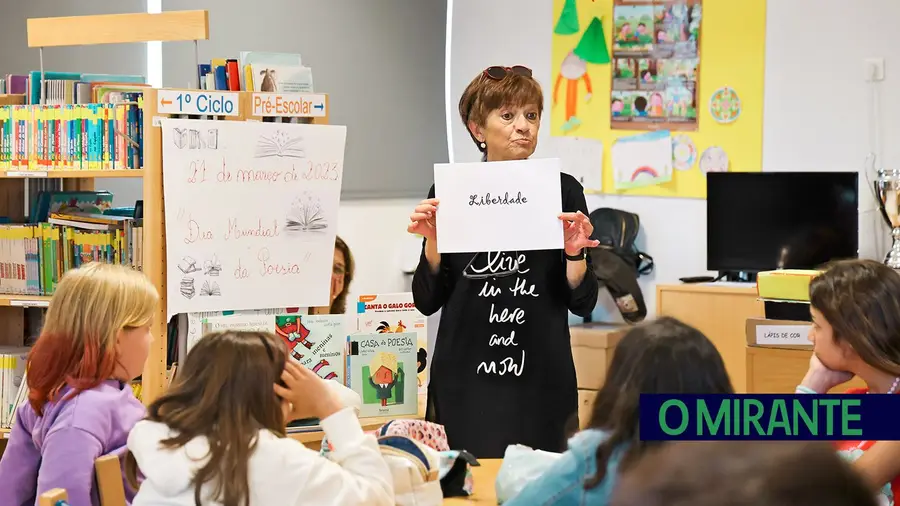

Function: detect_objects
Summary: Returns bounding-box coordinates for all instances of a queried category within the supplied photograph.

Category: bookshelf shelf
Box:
[0,295,50,308]
[0,170,145,179]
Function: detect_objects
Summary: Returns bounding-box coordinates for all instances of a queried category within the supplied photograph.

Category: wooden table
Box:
[444,458,502,505]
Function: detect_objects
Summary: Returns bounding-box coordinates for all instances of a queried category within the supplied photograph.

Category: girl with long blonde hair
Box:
[0,263,159,506]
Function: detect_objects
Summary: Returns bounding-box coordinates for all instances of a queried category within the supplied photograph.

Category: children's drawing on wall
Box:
[709,86,742,124]
[611,130,673,190]
[553,6,609,134]
[611,0,702,131]
[699,146,730,173]
[364,352,405,407]
[671,134,697,171]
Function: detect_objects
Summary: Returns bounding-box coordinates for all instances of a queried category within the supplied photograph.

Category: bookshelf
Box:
[0,10,211,422]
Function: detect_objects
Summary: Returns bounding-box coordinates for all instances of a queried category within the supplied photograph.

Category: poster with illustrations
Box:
[610,0,702,131]
[161,118,347,318]
[348,332,418,418]
[357,293,429,397]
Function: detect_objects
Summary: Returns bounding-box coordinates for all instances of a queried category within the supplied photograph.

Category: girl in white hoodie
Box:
[124,330,394,506]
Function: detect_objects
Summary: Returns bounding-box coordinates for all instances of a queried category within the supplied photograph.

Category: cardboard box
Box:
[570,323,626,390]
[756,269,820,302]
[746,318,812,350]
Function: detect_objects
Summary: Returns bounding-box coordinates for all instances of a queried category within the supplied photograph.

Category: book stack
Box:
[196,52,313,93]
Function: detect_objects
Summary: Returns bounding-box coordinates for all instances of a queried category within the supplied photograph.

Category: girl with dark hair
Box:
[504,317,734,505]
[796,259,900,503]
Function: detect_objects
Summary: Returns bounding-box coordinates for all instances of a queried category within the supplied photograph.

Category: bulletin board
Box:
[550,0,766,199]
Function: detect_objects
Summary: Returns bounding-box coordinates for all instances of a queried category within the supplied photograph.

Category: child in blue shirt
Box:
[504,317,735,505]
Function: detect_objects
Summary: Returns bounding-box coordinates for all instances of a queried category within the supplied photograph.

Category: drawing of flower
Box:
[286,192,328,232]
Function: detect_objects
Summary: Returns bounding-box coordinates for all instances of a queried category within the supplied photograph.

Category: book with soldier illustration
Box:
[348,331,418,418]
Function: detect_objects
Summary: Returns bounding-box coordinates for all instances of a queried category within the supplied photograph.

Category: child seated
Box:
[503,317,734,505]
[796,259,900,503]
[0,263,159,506]
[125,330,393,506]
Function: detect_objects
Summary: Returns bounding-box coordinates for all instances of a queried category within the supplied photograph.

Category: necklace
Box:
[888,376,900,395]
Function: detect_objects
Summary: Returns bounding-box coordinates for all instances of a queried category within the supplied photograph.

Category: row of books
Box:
[0,72,145,105]
[198,52,313,93]
[193,293,428,425]
[0,97,145,172]
[0,211,143,296]
[0,348,28,429]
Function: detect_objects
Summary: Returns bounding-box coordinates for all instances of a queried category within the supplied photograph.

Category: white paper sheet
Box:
[161,119,346,318]
[544,136,603,193]
[433,158,564,253]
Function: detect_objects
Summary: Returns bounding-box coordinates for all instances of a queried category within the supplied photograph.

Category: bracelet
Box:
[795,385,817,394]
[564,249,586,261]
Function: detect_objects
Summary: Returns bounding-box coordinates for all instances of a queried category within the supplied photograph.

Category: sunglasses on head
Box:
[483,65,532,81]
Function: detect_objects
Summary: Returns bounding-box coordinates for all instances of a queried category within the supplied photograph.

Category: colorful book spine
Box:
[0,103,143,171]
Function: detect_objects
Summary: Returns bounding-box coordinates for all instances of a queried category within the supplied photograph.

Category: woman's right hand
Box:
[274,361,342,422]
[407,198,439,243]
[800,354,854,393]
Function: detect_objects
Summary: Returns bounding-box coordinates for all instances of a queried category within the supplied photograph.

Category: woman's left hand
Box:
[559,211,600,256]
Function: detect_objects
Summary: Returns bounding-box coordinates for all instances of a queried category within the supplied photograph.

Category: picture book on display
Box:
[357,293,429,396]
[201,313,345,384]
[348,332,418,418]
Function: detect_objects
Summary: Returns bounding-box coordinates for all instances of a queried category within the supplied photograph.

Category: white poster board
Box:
[161,119,346,317]
[433,158,563,253]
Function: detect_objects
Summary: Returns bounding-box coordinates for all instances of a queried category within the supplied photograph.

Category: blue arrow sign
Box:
[313,103,324,111]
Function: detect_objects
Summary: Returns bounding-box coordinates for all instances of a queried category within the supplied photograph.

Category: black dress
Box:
[412,173,599,458]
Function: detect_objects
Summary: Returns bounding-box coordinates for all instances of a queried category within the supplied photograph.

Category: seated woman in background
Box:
[504,317,734,506]
[796,259,900,504]
[310,236,355,315]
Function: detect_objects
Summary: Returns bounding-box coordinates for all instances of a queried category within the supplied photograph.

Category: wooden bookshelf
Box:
[0,11,212,419]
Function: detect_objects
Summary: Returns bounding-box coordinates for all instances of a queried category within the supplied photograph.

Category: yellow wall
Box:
[550,0,766,198]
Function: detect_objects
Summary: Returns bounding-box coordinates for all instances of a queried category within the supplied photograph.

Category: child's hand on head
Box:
[274,361,343,422]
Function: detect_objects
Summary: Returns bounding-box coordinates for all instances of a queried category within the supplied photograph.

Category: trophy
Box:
[875,168,900,269]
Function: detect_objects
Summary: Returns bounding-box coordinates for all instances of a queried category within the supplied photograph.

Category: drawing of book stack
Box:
[348,332,418,418]
[201,313,345,384]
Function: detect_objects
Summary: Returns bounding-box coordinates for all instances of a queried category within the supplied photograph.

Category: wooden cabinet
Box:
[570,323,625,427]
[656,283,764,392]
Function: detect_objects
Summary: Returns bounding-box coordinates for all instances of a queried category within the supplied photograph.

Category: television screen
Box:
[706,172,859,273]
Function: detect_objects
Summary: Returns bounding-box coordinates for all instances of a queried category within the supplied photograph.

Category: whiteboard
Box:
[161,119,347,317]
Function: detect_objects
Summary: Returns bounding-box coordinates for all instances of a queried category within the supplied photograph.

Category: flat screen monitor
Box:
[706,172,859,274]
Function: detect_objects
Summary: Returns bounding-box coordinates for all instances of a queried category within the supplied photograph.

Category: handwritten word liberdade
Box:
[469,192,528,207]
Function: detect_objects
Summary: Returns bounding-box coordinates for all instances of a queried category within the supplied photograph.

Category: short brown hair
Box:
[458,69,543,152]
[809,259,900,376]
[611,441,877,506]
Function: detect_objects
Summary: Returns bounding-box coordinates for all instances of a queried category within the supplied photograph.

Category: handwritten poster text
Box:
[161,119,347,317]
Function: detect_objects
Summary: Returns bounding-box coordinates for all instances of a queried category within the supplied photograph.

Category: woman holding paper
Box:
[409,66,600,458]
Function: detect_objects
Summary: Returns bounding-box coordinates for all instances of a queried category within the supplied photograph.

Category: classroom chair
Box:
[38,488,68,506]
[95,454,127,506]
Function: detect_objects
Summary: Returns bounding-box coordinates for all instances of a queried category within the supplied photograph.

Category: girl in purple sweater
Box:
[0,263,159,506]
